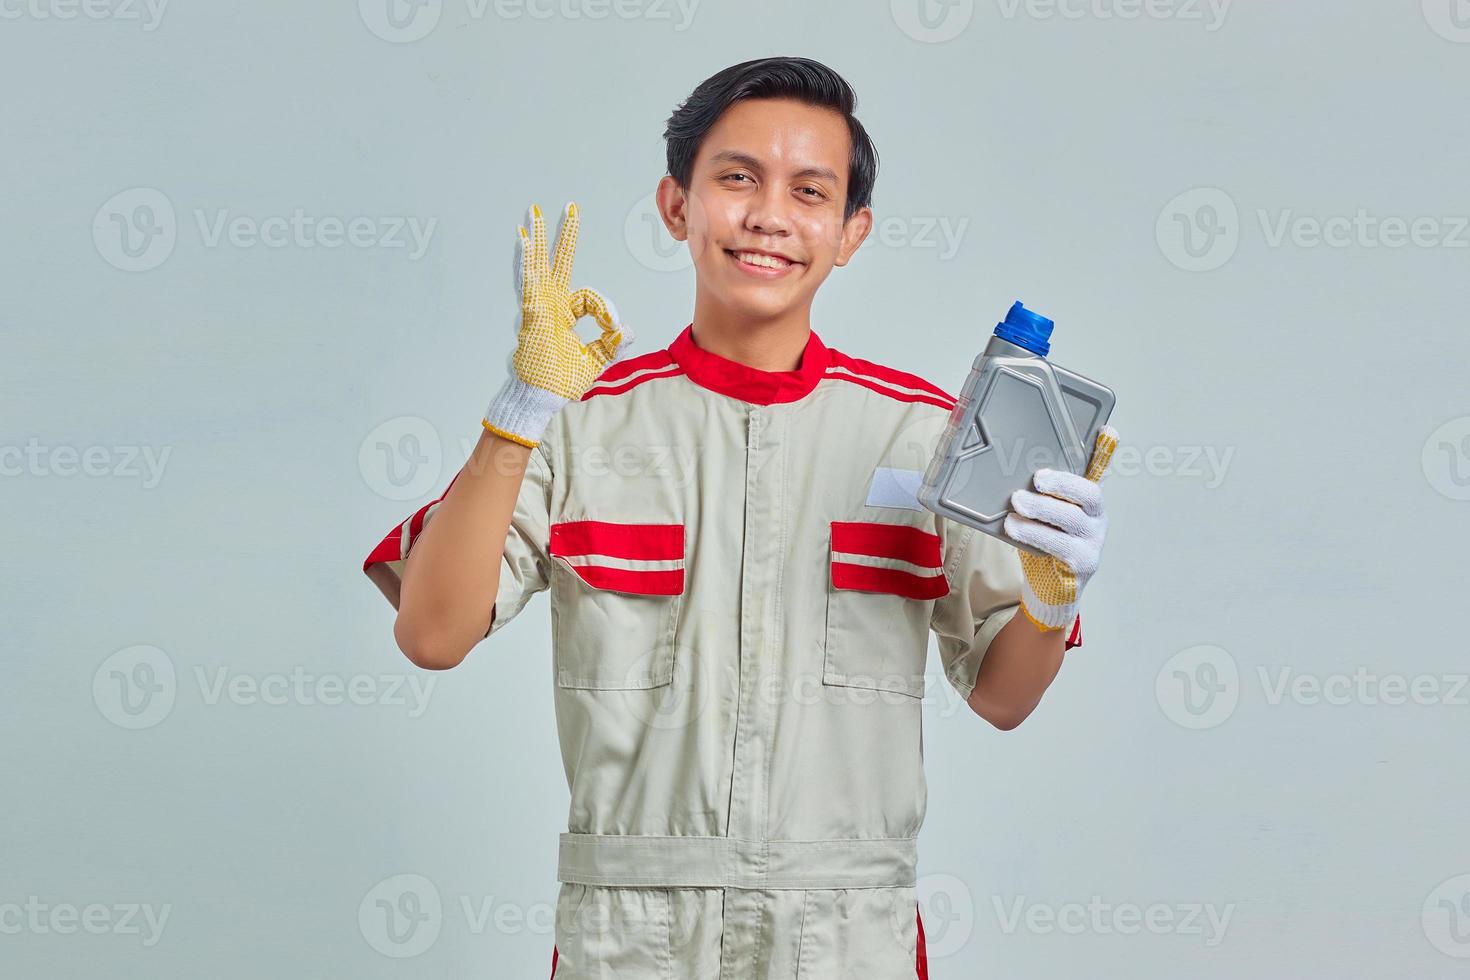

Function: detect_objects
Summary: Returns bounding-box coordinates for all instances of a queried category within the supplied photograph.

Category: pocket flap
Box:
[830,520,948,600]
[549,520,686,596]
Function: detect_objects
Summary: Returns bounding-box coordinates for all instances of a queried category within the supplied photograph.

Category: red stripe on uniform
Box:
[565,563,685,596]
[826,350,958,411]
[831,521,942,568]
[549,521,684,561]
[581,365,686,401]
[549,944,558,978]
[824,370,957,411]
[832,561,950,600]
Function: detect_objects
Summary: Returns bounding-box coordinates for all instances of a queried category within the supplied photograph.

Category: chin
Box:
[725,289,801,321]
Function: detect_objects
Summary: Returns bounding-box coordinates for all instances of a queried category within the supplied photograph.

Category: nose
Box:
[743,183,791,238]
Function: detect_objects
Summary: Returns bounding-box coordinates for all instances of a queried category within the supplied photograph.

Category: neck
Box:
[689,287,812,371]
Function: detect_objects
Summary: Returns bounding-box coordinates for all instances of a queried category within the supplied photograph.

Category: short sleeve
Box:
[362,443,554,637]
[928,517,1026,701]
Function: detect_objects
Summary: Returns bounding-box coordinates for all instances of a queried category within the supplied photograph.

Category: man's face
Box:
[658,98,872,323]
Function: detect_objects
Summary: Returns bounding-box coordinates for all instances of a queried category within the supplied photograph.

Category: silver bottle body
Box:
[918,336,1116,555]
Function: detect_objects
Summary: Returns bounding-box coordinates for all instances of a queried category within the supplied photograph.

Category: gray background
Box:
[4,1,1468,977]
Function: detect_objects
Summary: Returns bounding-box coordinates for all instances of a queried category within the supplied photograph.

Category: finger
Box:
[528,202,549,284]
[515,223,532,308]
[1010,487,1094,537]
[1004,512,1077,563]
[550,202,581,292]
[1084,425,1120,483]
[585,323,633,368]
[569,286,619,332]
[1031,468,1102,517]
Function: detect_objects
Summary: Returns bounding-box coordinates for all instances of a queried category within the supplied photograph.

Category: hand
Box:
[1004,426,1120,632]
[482,202,635,448]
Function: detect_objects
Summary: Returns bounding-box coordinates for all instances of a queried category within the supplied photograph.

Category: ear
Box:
[655,174,690,243]
[833,205,873,268]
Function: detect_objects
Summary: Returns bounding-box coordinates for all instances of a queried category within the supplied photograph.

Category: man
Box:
[364,56,1117,979]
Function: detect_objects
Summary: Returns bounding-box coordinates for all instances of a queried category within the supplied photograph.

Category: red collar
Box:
[667,322,831,405]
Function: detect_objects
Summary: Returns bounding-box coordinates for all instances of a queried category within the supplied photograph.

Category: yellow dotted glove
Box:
[1004,426,1120,632]
[482,202,634,448]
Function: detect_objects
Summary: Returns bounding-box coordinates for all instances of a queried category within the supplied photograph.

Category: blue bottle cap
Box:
[993,301,1053,357]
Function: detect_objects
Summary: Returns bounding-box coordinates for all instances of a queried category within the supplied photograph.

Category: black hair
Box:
[663,56,878,222]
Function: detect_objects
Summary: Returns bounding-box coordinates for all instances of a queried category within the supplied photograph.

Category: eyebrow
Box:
[706,150,840,184]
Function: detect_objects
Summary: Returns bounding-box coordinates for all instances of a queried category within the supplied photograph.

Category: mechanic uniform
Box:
[363,323,1083,979]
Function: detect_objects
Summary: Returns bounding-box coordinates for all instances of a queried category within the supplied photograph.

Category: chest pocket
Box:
[824,520,948,700]
[548,519,685,691]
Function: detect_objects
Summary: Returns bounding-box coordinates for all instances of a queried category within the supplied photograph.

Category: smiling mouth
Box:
[725,248,800,274]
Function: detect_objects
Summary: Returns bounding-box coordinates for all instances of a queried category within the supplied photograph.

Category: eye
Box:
[721,173,753,184]
[798,186,826,199]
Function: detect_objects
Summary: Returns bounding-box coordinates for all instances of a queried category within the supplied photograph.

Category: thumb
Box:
[1083,425,1120,483]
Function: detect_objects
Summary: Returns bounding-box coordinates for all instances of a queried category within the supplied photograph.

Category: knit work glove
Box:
[1005,425,1120,632]
[482,202,634,448]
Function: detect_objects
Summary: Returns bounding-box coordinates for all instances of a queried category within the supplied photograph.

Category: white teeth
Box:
[734,251,791,269]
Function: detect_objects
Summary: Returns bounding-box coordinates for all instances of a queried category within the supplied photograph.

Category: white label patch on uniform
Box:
[865,467,925,511]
